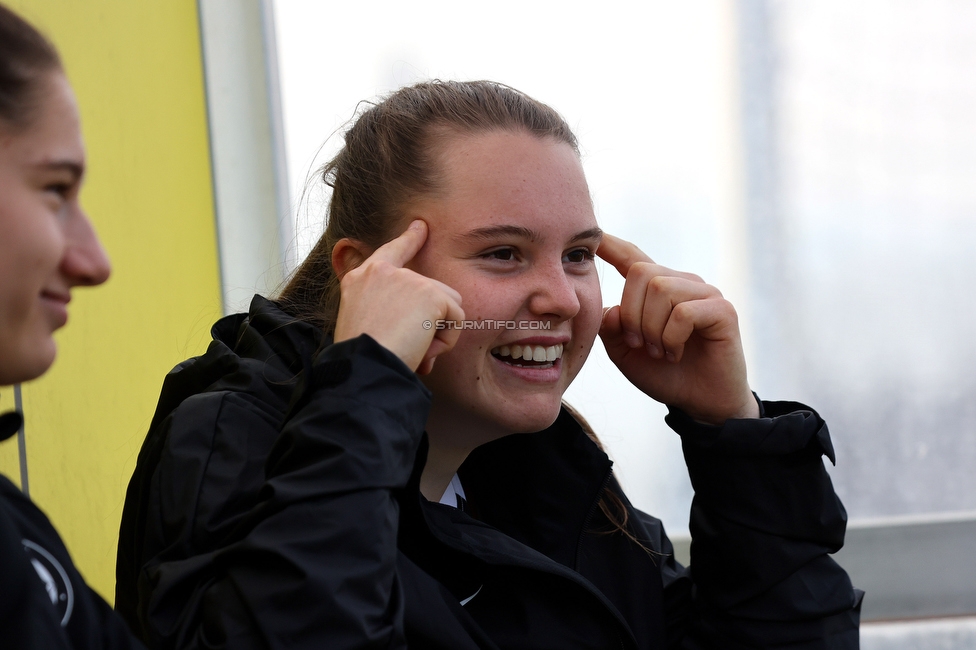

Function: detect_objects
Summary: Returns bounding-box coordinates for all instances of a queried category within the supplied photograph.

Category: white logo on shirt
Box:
[22,539,74,626]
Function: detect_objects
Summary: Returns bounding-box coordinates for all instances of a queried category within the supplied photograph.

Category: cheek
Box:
[0,203,57,283]
[579,275,603,333]
[451,275,506,321]
[567,277,603,364]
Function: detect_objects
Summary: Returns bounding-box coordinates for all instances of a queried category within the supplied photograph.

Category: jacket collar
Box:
[398,405,613,573]
[397,416,636,648]
[145,296,322,439]
[212,295,323,377]
[458,406,613,570]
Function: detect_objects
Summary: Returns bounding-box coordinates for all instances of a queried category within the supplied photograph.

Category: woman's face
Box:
[406,130,603,444]
[0,73,110,385]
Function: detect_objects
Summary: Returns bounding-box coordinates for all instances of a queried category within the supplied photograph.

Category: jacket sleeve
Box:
[137,335,430,650]
[658,398,863,649]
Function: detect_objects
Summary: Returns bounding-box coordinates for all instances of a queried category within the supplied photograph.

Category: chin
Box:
[9,340,58,385]
[500,403,563,435]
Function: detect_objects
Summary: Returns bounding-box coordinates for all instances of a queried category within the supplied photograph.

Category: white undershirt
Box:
[437,473,467,509]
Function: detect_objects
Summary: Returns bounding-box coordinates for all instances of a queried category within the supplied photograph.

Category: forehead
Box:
[424,130,595,236]
[2,73,84,167]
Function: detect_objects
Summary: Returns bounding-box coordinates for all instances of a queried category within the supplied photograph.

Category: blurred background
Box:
[274,0,976,533]
[1,0,973,646]
[274,7,976,640]
[275,1,976,641]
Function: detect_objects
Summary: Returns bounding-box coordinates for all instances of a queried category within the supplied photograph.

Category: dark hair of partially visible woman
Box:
[278,79,650,550]
[0,3,62,130]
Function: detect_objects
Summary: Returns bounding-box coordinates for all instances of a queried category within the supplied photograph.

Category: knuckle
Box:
[700,280,721,297]
[720,299,738,321]
[646,274,670,296]
[660,326,682,349]
[671,301,694,323]
[371,259,395,275]
[339,266,363,288]
[630,261,653,278]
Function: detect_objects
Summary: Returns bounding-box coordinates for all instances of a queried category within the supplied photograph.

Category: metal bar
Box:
[195,0,226,315]
[669,511,976,621]
[837,514,976,621]
[197,0,292,315]
[861,615,976,650]
[13,383,28,496]
[258,0,293,273]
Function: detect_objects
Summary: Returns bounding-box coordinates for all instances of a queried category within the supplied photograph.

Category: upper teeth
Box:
[491,343,563,362]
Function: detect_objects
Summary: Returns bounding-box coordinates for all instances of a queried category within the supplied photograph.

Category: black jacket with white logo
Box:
[116,296,862,649]
[0,414,144,649]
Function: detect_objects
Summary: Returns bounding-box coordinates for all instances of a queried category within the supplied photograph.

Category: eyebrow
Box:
[457,225,604,245]
[34,160,84,181]
[458,225,539,243]
[568,227,604,244]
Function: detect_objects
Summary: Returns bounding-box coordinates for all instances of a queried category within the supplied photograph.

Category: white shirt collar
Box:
[437,473,467,509]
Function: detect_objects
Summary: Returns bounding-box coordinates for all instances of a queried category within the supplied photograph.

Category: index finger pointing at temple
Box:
[370,220,429,267]
[596,233,655,277]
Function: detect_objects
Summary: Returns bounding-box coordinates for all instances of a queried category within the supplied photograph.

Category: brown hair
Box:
[0,3,62,130]
[277,79,577,335]
[278,79,643,545]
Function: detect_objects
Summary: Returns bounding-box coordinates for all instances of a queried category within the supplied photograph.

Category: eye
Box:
[44,182,72,199]
[563,247,595,264]
[481,247,517,262]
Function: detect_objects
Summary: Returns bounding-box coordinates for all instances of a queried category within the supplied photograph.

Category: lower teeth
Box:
[495,356,553,368]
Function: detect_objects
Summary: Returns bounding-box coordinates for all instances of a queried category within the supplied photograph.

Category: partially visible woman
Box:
[0,4,143,648]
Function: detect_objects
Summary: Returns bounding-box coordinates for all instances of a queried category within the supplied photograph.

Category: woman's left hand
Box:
[597,233,759,425]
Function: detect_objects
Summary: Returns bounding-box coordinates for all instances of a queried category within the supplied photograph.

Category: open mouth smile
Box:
[490,343,564,368]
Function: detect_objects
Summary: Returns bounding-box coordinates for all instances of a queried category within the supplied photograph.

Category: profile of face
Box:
[0,73,110,385]
[405,130,603,446]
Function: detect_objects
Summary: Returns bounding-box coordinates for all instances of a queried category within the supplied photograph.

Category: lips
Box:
[41,289,71,305]
[40,290,71,327]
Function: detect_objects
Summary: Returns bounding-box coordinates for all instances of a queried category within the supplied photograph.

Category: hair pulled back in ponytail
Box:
[277,80,577,335]
[0,3,62,130]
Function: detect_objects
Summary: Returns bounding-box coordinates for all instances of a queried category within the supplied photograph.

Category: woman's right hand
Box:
[333,220,464,374]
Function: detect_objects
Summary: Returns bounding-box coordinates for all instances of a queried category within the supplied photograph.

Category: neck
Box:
[420,400,510,502]
[419,442,469,502]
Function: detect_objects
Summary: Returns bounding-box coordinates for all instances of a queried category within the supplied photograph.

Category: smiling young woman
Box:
[0,4,142,648]
[117,80,862,649]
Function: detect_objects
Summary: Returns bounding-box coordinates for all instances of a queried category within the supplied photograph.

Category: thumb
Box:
[600,305,621,338]
[416,357,436,375]
[599,305,631,360]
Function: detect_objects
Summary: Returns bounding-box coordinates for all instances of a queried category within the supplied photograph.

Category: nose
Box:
[526,258,580,320]
[61,205,111,287]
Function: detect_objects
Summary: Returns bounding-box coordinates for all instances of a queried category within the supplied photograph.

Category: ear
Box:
[332,238,371,280]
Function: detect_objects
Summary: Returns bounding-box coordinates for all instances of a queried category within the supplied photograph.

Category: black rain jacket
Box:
[116,296,862,649]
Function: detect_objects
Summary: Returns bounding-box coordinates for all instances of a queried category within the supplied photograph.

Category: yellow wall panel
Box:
[0,386,21,488]
[6,1,222,602]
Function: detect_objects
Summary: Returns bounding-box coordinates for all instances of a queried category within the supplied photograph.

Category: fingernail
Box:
[646,343,661,358]
[665,351,676,363]
[624,332,641,348]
